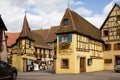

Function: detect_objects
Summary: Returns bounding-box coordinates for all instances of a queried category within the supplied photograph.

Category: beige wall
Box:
[56,34,75,74]
[12,54,23,71]
[56,34,104,74]
[0,31,8,62]
[12,38,34,72]
[103,42,120,70]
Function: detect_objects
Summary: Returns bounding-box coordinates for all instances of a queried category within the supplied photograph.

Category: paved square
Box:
[17,70,120,80]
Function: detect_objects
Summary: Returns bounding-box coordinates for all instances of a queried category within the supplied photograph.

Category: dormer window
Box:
[64,19,69,25]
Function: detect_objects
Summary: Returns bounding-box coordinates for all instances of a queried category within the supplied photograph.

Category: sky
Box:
[0,0,120,32]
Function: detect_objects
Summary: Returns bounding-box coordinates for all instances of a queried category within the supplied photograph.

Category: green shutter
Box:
[68,34,72,42]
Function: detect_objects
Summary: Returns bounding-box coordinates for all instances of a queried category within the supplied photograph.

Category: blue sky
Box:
[80,0,111,14]
[0,0,120,32]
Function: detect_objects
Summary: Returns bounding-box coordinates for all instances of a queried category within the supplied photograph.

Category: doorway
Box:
[80,57,86,72]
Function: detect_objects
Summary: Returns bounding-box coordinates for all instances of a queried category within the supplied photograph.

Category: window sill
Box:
[61,67,69,69]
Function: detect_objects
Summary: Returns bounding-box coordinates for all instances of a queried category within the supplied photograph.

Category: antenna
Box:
[25,10,27,15]
[68,2,70,8]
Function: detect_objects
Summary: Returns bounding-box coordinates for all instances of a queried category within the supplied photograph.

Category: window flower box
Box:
[59,42,70,49]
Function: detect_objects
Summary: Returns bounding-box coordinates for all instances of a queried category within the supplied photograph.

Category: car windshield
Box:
[116,60,120,65]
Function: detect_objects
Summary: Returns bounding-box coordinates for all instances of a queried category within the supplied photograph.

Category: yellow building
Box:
[55,8,104,74]
[12,15,52,72]
[101,3,120,70]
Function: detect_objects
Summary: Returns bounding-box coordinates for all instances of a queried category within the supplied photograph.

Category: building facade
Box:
[7,3,120,73]
[12,15,52,72]
[0,15,7,62]
[101,3,120,70]
[55,8,104,74]
[32,26,59,69]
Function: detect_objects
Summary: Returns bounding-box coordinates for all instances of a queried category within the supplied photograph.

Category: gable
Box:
[45,26,59,42]
[57,8,76,34]
[100,4,120,29]
[101,4,120,41]
[57,8,102,42]
[60,8,75,28]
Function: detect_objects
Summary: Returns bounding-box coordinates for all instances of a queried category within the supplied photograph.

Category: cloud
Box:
[84,1,115,28]
[0,0,86,32]
[70,0,84,5]
[0,0,119,32]
[0,0,75,32]
[75,7,93,16]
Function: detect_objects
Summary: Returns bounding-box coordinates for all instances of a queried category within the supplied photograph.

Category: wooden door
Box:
[80,57,86,72]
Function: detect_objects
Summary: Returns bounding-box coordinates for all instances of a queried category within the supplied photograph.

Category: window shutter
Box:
[114,43,118,50]
[59,36,62,43]
[68,34,72,42]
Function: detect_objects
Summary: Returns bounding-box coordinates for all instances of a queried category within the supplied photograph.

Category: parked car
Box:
[0,60,17,80]
[115,60,120,72]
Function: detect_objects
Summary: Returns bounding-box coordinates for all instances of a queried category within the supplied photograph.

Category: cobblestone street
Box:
[17,70,120,80]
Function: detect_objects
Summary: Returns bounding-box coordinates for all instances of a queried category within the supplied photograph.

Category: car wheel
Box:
[11,72,17,80]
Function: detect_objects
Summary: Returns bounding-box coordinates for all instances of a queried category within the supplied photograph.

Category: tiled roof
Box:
[30,31,51,49]
[6,32,19,47]
[18,15,32,40]
[32,26,59,43]
[0,15,7,30]
[45,26,59,42]
[32,29,49,41]
[7,15,52,49]
[56,8,102,41]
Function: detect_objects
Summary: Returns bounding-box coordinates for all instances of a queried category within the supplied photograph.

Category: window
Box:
[59,34,72,43]
[64,19,69,25]
[61,59,69,68]
[103,30,109,36]
[104,44,111,51]
[62,35,68,42]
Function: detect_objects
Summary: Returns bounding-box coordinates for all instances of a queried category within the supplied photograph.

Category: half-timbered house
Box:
[55,8,104,74]
[12,15,52,72]
[100,3,120,70]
